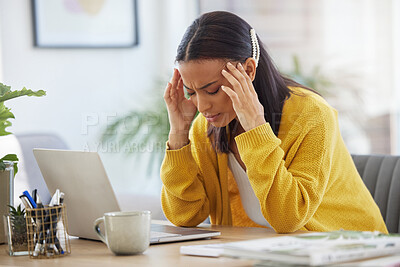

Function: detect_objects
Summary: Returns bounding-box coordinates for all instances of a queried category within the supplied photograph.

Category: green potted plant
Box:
[4,204,28,255]
[0,82,46,172]
[100,83,170,175]
[101,83,199,176]
[0,82,46,249]
[285,54,333,95]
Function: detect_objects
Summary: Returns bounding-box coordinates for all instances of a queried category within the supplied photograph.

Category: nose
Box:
[196,95,212,113]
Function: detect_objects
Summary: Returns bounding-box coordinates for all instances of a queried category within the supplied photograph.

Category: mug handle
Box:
[94,217,107,244]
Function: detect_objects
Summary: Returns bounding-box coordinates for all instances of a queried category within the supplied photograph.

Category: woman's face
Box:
[178,59,237,128]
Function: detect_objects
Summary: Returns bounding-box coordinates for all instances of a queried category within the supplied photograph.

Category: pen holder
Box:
[25,205,71,258]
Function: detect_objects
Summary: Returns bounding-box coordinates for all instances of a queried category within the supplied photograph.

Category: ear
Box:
[243,58,257,81]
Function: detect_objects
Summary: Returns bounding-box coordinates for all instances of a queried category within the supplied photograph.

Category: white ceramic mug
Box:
[94,211,151,255]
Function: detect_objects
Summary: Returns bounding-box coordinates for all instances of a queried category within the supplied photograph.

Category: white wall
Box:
[393,0,400,154]
[0,0,198,195]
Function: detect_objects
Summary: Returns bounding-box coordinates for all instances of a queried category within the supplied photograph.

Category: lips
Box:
[204,113,221,122]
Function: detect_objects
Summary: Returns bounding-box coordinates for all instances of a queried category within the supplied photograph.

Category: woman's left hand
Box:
[221,62,266,132]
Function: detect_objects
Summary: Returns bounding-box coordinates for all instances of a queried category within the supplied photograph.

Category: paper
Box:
[180,230,400,266]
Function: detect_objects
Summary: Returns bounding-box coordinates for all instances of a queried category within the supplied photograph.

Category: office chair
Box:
[15,133,69,205]
[351,154,400,233]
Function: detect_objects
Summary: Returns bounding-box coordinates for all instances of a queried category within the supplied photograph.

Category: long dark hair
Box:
[176,11,309,153]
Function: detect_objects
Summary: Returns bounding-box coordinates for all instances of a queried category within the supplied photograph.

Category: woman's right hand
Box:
[164,68,197,149]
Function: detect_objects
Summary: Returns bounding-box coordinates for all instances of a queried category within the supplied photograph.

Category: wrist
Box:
[243,118,267,132]
[168,131,190,150]
[169,127,190,135]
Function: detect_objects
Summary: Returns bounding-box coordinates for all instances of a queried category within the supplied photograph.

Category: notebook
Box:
[32,148,220,244]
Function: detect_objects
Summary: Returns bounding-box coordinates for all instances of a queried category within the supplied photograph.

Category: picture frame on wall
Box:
[32,0,139,48]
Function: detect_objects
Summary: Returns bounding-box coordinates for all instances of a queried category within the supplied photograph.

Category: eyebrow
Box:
[183,80,218,91]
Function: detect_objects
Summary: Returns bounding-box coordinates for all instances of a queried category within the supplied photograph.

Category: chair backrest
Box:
[15,133,69,205]
[351,154,400,233]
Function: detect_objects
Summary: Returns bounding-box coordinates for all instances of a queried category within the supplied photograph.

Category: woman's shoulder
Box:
[281,86,338,132]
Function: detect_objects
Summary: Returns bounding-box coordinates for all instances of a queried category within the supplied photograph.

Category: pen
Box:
[53,192,65,254]
[35,193,44,239]
[32,190,47,257]
[32,189,37,204]
[38,189,65,256]
[49,189,60,206]
[19,194,37,230]
[19,195,32,210]
[35,192,44,215]
[32,189,66,257]
[23,190,37,208]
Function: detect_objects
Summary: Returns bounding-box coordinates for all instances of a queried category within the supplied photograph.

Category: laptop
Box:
[32,148,220,244]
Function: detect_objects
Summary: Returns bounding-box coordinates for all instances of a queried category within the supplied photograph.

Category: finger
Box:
[221,69,245,98]
[170,68,180,90]
[226,62,250,93]
[168,81,177,103]
[237,62,256,94]
[174,71,186,101]
[164,82,173,104]
[176,78,185,100]
[221,85,240,109]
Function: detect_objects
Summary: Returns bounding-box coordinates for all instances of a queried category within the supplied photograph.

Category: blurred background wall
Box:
[0,0,399,197]
[0,0,197,196]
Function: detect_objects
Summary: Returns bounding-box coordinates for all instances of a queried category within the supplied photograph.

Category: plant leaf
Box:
[0,83,44,176]
[99,80,170,177]
[0,83,46,102]
[0,83,11,96]
[0,161,5,171]
[293,54,301,75]
[0,102,14,136]
[7,204,25,216]
[0,154,19,175]
[7,204,17,213]
[1,154,19,162]
[0,83,46,136]
[285,54,333,95]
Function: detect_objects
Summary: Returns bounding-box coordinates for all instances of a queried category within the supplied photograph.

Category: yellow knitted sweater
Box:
[161,87,388,233]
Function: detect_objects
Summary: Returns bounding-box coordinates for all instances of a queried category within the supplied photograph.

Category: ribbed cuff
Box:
[165,141,193,165]
[235,123,279,150]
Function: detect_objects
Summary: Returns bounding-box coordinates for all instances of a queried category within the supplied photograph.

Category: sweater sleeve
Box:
[160,118,211,227]
[235,104,337,233]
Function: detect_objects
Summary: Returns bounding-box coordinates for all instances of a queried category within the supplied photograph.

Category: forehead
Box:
[178,59,226,89]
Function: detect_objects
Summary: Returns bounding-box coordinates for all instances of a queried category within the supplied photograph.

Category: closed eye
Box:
[185,87,220,99]
[185,91,195,100]
[207,87,220,95]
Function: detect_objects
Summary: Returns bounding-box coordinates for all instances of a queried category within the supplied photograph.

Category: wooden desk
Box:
[0,222,283,267]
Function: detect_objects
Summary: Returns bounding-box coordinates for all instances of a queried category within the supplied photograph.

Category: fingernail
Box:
[227,62,233,67]
[221,69,227,74]
[237,63,242,68]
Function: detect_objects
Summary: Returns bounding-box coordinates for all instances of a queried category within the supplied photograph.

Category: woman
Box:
[161,11,387,233]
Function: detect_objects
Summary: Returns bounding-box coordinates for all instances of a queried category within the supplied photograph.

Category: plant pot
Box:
[0,161,14,244]
[3,215,29,256]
